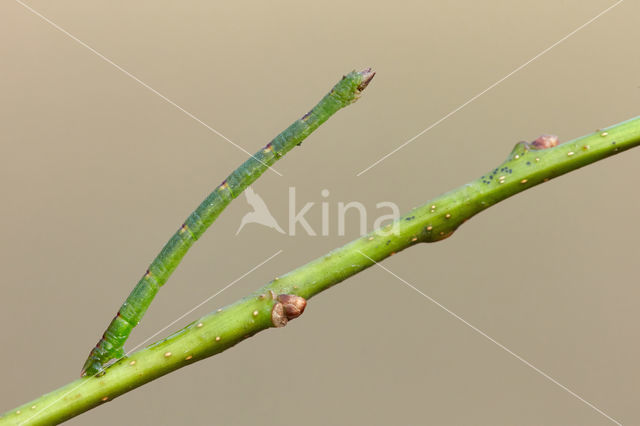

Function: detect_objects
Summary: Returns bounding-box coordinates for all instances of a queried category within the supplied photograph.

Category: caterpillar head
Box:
[357,67,376,92]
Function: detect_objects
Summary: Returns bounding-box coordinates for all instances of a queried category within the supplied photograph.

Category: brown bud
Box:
[277,294,307,320]
[530,134,559,150]
[271,294,307,328]
[271,302,287,328]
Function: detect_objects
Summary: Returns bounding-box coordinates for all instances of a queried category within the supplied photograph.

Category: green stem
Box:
[3,116,639,425]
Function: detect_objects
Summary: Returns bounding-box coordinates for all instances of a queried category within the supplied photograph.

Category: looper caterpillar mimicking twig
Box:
[81,68,375,376]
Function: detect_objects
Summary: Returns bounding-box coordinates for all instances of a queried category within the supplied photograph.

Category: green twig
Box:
[3,116,639,425]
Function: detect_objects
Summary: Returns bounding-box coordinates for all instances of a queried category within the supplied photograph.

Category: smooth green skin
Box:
[81,69,373,376]
[4,116,640,425]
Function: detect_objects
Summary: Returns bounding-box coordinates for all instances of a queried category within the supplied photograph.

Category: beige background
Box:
[1,1,639,425]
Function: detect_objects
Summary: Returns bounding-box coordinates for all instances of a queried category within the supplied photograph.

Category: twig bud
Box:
[530,134,559,150]
[271,302,287,328]
[271,294,307,328]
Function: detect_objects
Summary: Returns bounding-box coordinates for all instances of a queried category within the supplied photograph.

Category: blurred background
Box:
[1,1,638,424]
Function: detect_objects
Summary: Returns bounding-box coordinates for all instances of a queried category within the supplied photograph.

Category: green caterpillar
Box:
[81,68,375,376]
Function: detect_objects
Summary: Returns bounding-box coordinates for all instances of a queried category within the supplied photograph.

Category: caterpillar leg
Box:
[81,314,131,376]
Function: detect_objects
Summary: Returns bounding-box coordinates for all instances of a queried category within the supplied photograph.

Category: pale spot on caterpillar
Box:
[129,360,136,366]
[215,336,221,342]
[164,352,172,358]
[520,179,528,184]
[101,396,109,402]
[600,132,609,137]
[567,151,575,156]
[445,213,451,219]
[196,323,203,328]
[218,181,230,193]
[185,355,193,361]
[252,310,259,317]
[31,405,36,410]
[180,223,196,240]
